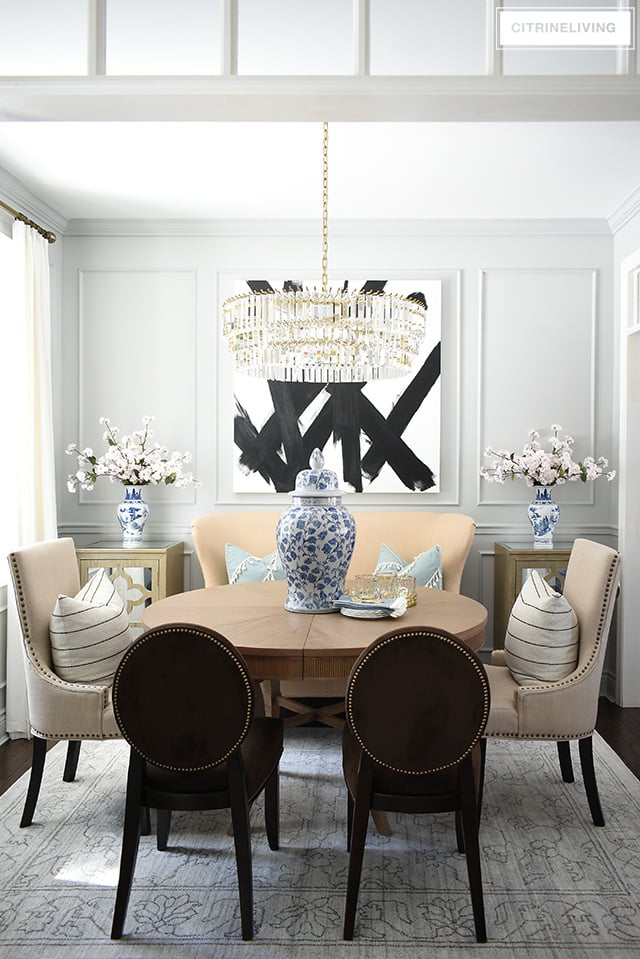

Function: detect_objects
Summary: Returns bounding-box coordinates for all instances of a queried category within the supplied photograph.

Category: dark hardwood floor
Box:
[0,698,638,797]
[594,698,640,779]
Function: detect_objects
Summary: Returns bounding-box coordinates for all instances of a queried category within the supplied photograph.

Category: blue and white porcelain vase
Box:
[527,486,560,549]
[276,449,356,613]
[117,485,150,548]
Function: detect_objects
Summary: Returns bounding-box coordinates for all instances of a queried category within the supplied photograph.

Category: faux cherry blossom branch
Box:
[480,424,616,488]
[66,416,199,492]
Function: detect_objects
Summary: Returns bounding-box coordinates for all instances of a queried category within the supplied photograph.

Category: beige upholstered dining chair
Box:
[191,510,476,726]
[483,537,621,826]
[8,538,121,826]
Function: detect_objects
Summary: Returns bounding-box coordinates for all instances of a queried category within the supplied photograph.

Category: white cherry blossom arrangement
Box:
[66,416,198,492]
[480,424,616,488]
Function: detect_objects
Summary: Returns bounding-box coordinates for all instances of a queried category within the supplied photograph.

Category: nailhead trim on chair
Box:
[346,628,490,775]
[9,551,112,724]
[30,726,121,740]
[486,550,621,741]
[112,624,254,773]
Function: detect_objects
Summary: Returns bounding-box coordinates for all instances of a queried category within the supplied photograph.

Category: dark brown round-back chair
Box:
[110,623,283,942]
[342,626,490,943]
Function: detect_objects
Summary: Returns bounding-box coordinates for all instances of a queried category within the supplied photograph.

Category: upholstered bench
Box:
[192,510,476,722]
[192,510,475,593]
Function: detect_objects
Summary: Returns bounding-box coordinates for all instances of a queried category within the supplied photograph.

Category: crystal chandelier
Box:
[222,123,428,383]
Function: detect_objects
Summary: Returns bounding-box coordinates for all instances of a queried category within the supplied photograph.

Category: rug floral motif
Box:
[0,729,638,958]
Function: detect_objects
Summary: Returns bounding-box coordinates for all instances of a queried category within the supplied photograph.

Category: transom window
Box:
[0,0,636,77]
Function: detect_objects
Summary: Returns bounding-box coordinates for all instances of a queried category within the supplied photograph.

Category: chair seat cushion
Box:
[342,724,461,797]
[50,569,132,685]
[143,717,284,803]
[374,544,443,589]
[483,664,520,736]
[504,570,579,686]
[225,543,285,584]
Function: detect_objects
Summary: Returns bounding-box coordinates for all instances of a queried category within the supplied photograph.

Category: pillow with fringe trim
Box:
[374,543,443,589]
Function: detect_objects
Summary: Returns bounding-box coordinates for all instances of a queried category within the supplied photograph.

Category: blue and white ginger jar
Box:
[276,449,356,613]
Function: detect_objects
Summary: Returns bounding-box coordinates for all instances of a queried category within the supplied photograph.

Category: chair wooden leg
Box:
[62,740,81,782]
[140,806,151,836]
[156,809,172,851]
[229,754,254,941]
[455,810,465,853]
[460,759,487,943]
[111,753,144,940]
[578,735,605,827]
[477,738,487,822]
[343,757,373,940]
[346,791,354,851]
[557,740,574,783]
[264,766,280,851]
[20,735,47,828]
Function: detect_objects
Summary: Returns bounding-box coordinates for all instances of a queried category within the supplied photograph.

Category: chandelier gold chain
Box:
[322,121,329,293]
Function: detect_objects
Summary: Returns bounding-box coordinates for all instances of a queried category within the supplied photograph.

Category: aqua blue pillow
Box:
[374,544,443,589]
[225,544,285,584]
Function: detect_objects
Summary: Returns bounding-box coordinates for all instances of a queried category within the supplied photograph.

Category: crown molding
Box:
[608,184,640,234]
[2,74,640,122]
[64,216,612,239]
[0,164,68,236]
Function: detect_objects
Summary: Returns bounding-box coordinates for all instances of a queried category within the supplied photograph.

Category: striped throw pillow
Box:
[504,570,579,686]
[50,569,132,686]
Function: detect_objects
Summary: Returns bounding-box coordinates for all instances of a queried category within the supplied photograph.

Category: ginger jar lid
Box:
[290,449,346,500]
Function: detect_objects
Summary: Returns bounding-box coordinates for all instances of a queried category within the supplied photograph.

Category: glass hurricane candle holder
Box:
[398,575,417,607]
[354,574,378,602]
[374,573,399,600]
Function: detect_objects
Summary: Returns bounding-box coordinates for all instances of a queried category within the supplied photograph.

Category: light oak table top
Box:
[142,581,487,681]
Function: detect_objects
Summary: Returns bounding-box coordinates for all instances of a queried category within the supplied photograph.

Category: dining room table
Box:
[141,579,488,682]
[142,580,488,836]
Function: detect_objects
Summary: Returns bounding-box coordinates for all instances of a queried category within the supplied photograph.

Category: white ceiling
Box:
[1,118,640,223]
[2,2,640,226]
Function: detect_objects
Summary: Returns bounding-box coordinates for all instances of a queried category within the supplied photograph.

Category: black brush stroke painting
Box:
[232,279,441,493]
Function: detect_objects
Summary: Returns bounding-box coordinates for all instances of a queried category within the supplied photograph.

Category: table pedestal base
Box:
[262,680,345,729]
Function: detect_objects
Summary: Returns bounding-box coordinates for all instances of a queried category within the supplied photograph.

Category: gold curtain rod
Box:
[0,199,57,243]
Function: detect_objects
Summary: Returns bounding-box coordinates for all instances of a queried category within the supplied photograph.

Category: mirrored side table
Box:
[76,541,184,636]
[493,541,573,649]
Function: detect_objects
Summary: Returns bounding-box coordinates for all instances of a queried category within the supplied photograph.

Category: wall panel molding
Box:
[477,266,599,507]
[75,267,199,508]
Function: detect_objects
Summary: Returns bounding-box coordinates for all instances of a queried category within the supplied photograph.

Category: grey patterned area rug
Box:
[0,728,639,959]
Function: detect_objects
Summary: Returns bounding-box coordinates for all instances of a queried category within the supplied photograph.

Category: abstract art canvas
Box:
[231,279,441,494]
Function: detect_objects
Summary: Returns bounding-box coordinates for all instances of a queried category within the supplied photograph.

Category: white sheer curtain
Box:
[2,221,58,738]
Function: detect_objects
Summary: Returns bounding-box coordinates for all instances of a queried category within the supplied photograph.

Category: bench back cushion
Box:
[192,511,475,594]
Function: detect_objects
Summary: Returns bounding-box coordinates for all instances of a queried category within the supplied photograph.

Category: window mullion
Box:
[353,0,370,76]
[88,0,107,76]
[221,0,238,76]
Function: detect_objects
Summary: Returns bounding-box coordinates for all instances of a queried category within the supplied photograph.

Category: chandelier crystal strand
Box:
[322,121,329,293]
[222,124,428,383]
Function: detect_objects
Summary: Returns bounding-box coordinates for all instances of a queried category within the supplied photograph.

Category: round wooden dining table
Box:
[141,580,488,682]
[143,581,487,837]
